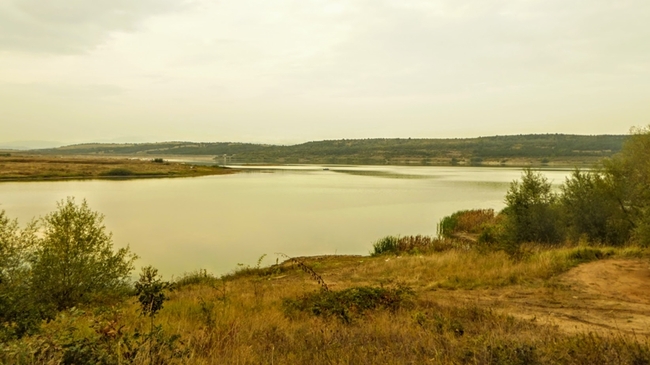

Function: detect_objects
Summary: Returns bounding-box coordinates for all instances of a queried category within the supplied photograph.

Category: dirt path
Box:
[433,259,650,336]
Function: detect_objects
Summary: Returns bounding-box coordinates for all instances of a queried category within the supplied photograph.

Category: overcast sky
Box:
[1,0,648,146]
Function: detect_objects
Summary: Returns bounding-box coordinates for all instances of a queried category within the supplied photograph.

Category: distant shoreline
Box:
[0,155,238,183]
[0,154,596,183]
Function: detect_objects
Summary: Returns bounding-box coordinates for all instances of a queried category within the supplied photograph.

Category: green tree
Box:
[560,169,629,244]
[135,266,170,320]
[601,126,650,246]
[0,211,41,338]
[502,169,563,246]
[31,198,137,311]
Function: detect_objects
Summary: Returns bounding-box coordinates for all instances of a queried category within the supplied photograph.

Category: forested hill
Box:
[30,134,627,166]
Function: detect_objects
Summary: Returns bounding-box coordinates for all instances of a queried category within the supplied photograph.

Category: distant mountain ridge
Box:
[0,140,64,150]
[28,134,628,166]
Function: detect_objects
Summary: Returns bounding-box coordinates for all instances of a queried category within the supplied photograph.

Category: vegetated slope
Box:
[30,134,627,165]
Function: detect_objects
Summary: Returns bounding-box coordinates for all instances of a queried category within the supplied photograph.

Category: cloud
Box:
[0,0,189,53]
[259,0,650,100]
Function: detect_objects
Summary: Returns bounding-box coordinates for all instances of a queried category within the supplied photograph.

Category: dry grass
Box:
[2,247,650,364]
[0,155,236,181]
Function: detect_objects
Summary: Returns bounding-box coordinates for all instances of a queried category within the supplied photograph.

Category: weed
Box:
[277,253,330,291]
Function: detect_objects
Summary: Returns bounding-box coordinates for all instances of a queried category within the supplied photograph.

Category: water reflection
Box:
[0,165,572,277]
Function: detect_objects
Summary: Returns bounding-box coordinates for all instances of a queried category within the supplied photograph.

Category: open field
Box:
[5,246,650,364]
[0,155,237,182]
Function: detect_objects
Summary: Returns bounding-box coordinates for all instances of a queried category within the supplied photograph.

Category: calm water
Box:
[0,165,572,277]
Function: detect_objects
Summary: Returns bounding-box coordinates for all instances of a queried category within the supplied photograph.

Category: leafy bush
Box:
[0,212,41,339]
[283,284,414,323]
[371,236,400,255]
[477,221,504,246]
[561,169,629,245]
[502,169,564,247]
[31,198,137,311]
[602,126,650,246]
[1,306,186,365]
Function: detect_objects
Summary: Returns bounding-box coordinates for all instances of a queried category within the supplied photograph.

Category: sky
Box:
[1,0,649,147]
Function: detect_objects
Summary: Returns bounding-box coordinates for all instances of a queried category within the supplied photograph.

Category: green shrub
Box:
[31,198,137,311]
[371,236,399,256]
[438,215,459,238]
[502,169,564,246]
[283,284,414,323]
[0,307,186,365]
[601,126,650,246]
[101,168,134,176]
[0,211,41,339]
[477,223,503,246]
[561,169,629,245]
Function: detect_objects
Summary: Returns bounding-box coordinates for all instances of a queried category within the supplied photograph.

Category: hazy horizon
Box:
[0,131,631,151]
[2,0,648,146]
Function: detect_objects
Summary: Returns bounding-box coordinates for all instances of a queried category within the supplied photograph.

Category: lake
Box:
[0,165,572,277]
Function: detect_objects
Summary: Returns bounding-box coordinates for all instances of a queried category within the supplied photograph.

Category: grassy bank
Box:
[0,156,236,182]
[3,246,649,364]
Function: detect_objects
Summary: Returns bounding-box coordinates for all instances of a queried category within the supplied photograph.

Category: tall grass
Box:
[371,235,458,256]
[2,247,649,364]
[4,268,649,364]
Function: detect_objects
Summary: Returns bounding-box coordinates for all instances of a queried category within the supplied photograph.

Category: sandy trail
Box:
[434,259,650,335]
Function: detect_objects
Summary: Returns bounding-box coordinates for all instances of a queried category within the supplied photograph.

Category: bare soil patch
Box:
[287,254,650,336]
[434,259,650,336]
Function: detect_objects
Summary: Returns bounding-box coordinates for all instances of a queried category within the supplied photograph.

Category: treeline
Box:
[30,134,627,165]
[439,126,650,253]
[227,135,626,164]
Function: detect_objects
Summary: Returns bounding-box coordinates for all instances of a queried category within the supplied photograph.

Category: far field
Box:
[0,156,235,182]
